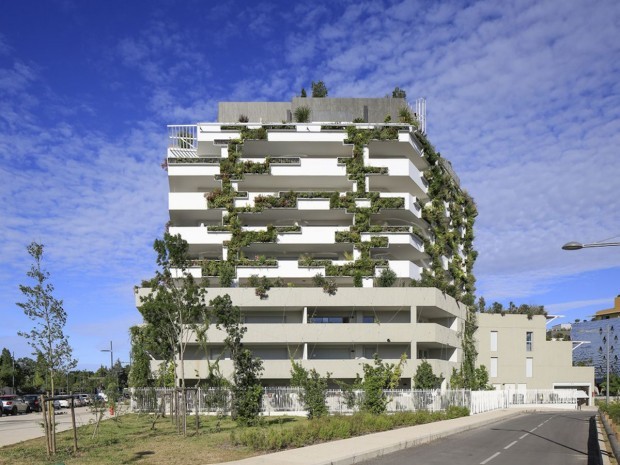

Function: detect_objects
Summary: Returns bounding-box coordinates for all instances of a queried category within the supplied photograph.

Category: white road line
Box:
[504,440,518,450]
[480,452,501,464]
[538,423,544,427]
[530,427,537,432]
[519,433,528,439]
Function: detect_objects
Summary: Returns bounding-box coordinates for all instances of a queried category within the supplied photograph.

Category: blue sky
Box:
[1,0,619,370]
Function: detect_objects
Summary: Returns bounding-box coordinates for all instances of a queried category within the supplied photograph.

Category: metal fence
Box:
[128,387,585,417]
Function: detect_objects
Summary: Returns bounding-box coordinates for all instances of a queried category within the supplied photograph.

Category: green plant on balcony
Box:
[294,105,311,123]
[376,267,397,287]
[312,273,337,295]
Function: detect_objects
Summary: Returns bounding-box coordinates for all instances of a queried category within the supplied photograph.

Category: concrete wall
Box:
[218,102,291,123]
[218,98,409,124]
[477,313,594,393]
[291,97,408,123]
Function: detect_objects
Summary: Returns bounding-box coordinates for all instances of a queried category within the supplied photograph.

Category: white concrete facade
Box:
[144,99,473,387]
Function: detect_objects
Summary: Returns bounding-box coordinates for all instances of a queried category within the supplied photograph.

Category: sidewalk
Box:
[219,408,525,465]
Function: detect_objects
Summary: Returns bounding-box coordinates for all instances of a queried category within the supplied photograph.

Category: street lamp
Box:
[563,238,620,402]
[101,341,113,370]
[562,241,620,250]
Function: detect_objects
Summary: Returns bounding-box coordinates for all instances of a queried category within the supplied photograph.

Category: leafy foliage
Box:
[477,298,547,319]
[128,326,152,388]
[392,86,406,98]
[413,360,442,389]
[294,105,311,123]
[376,267,397,287]
[211,295,263,426]
[311,80,328,97]
[358,354,406,414]
[290,361,330,419]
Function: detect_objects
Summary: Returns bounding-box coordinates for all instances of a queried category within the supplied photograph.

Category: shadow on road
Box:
[490,414,600,465]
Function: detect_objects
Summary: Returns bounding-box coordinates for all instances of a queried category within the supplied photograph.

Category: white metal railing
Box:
[128,387,585,416]
[168,125,197,150]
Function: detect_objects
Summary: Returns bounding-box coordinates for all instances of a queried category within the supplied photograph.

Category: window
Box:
[526,358,533,378]
[362,315,375,323]
[490,331,498,352]
[490,357,498,378]
[526,332,533,351]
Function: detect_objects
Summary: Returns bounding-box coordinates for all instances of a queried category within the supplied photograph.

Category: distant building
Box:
[572,318,620,384]
[593,295,620,320]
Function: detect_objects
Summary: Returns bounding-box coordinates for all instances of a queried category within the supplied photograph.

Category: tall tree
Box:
[138,233,210,434]
[311,80,328,97]
[17,242,76,395]
[0,348,14,389]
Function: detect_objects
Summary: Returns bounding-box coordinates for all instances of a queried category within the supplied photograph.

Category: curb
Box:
[600,412,620,463]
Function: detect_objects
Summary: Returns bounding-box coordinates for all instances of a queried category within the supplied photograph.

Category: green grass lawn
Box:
[0,407,469,465]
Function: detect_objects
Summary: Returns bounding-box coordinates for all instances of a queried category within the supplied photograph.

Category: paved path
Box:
[358,410,601,465]
[218,407,603,465]
[0,406,113,447]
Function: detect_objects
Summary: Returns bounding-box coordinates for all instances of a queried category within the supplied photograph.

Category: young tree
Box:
[128,326,152,388]
[413,360,442,389]
[290,361,330,419]
[211,295,263,425]
[311,80,328,97]
[359,354,406,414]
[300,87,307,97]
[138,233,210,434]
[17,242,77,395]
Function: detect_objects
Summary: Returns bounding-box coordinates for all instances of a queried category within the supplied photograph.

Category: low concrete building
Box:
[477,313,593,396]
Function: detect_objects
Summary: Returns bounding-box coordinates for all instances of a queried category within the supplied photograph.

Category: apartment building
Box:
[477,313,594,395]
[137,97,477,387]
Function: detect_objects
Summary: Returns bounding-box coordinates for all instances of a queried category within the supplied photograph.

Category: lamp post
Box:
[562,241,620,250]
[563,238,620,402]
[101,341,113,370]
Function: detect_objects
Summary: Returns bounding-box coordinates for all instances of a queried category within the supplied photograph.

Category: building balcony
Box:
[168,163,221,192]
[168,192,223,225]
[367,158,428,200]
[236,157,352,191]
[243,226,353,257]
[367,132,427,170]
[169,226,230,257]
[192,323,425,345]
[362,230,425,261]
[238,197,353,226]
[163,357,458,381]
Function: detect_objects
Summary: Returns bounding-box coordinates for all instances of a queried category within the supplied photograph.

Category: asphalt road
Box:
[359,411,600,465]
[0,406,112,447]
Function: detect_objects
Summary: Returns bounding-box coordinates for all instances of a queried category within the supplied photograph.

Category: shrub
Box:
[294,105,311,123]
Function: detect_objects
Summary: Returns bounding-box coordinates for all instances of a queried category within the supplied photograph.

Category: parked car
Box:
[76,393,92,406]
[22,394,42,412]
[0,395,30,415]
[58,398,71,408]
[52,400,61,409]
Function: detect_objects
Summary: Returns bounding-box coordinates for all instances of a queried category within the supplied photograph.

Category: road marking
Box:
[480,452,501,464]
[519,433,528,439]
[538,423,544,427]
[530,427,537,432]
[504,440,518,449]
